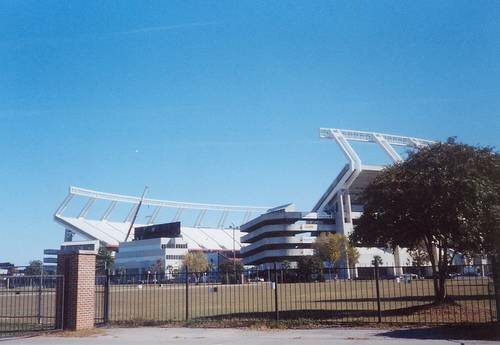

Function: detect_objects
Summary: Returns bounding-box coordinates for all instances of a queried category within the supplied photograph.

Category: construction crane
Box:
[124,186,148,242]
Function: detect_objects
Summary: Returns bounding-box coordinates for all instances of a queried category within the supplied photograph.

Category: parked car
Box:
[396,273,420,282]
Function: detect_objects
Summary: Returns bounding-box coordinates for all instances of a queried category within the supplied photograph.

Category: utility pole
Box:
[125,186,148,242]
[231,223,236,275]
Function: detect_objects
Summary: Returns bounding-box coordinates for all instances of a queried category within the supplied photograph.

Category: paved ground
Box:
[1,327,499,345]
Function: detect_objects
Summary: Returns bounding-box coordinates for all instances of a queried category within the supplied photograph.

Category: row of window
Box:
[161,243,188,249]
[166,255,185,260]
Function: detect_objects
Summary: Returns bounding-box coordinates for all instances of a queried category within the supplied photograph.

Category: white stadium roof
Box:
[54,186,270,249]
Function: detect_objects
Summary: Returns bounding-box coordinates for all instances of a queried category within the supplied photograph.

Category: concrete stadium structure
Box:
[54,186,270,272]
[53,128,435,275]
[241,128,435,274]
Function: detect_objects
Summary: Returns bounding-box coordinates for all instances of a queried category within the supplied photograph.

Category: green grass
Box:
[1,277,496,334]
[97,277,497,324]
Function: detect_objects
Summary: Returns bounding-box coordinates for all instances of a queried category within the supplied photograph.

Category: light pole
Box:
[231,223,236,276]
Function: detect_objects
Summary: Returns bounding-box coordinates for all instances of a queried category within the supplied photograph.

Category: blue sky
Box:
[1,1,499,265]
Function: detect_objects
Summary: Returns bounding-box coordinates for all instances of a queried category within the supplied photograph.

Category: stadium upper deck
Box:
[54,186,270,250]
[241,128,435,269]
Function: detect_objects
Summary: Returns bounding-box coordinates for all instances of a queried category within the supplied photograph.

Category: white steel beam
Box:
[101,201,117,221]
[194,209,207,228]
[54,193,74,217]
[148,206,161,224]
[124,204,139,223]
[172,208,184,222]
[69,186,269,212]
[372,133,403,163]
[320,128,435,147]
[78,198,96,218]
[217,210,229,229]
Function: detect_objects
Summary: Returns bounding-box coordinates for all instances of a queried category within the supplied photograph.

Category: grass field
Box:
[0,287,58,335]
[1,276,496,335]
[96,277,497,324]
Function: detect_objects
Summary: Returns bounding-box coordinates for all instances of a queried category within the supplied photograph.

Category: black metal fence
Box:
[0,275,64,337]
[95,264,498,325]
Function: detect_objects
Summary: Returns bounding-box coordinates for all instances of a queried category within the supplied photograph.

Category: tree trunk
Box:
[437,271,447,302]
[436,247,448,303]
[425,239,440,302]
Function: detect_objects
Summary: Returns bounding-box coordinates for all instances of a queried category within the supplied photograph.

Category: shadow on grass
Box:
[191,302,461,321]
[316,294,493,303]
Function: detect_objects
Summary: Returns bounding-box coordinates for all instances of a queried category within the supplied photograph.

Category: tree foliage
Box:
[25,260,42,276]
[219,259,244,284]
[148,259,164,273]
[296,255,323,282]
[371,255,383,267]
[313,233,360,267]
[219,259,244,275]
[96,248,114,272]
[351,138,500,301]
[182,251,208,273]
[407,246,430,266]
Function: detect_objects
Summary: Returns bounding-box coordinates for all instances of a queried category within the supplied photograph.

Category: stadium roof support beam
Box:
[320,128,362,171]
[68,186,268,212]
[372,133,403,163]
[54,186,270,245]
[124,204,139,223]
[78,198,95,218]
[242,211,253,225]
[101,201,117,221]
[314,128,435,212]
[148,206,161,224]
[194,209,207,228]
[55,193,74,216]
[172,208,184,222]
[217,210,229,229]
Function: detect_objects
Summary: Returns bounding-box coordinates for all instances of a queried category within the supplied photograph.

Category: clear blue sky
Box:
[1,1,499,265]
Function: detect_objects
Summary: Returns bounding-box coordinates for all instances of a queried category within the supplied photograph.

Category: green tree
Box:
[313,233,359,268]
[182,252,208,273]
[281,260,291,271]
[96,248,114,272]
[149,259,164,274]
[485,204,500,256]
[371,255,383,267]
[296,255,323,282]
[25,260,42,276]
[219,259,244,284]
[408,245,430,267]
[182,252,209,284]
[351,139,500,302]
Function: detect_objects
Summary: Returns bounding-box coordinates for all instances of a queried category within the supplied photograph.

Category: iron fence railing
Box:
[0,275,64,337]
[95,264,497,325]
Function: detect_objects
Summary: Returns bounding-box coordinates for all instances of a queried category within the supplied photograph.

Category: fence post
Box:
[103,269,110,324]
[492,256,500,324]
[374,261,382,323]
[274,263,279,323]
[185,267,189,321]
[37,274,43,325]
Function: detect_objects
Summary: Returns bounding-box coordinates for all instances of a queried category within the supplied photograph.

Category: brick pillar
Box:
[56,252,96,330]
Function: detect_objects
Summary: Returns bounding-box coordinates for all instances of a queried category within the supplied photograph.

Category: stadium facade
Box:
[53,128,435,275]
[53,186,269,273]
[240,128,435,275]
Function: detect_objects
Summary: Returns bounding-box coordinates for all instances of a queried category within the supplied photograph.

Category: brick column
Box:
[56,252,96,330]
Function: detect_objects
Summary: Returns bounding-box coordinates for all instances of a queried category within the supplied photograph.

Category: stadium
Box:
[53,128,435,276]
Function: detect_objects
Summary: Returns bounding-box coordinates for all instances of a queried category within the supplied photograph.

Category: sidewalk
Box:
[1,327,499,345]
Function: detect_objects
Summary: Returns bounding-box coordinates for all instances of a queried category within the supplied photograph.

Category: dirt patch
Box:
[44,328,106,338]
